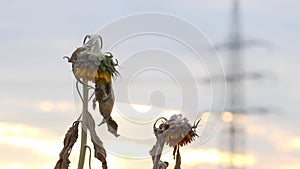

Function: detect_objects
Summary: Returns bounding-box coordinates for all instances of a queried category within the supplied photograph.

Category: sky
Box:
[0,0,300,169]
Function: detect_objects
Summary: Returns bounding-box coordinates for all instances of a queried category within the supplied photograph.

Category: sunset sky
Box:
[0,0,299,169]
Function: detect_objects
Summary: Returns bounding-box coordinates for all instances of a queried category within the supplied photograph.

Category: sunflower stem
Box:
[78,79,89,169]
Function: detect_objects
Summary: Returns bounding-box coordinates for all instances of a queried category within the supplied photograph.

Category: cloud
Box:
[37,100,74,112]
[245,116,300,153]
[181,148,255,167]
[288,137,300,150]
[0,121,128,169]
[0,122,60,155]
[157,147,255,168]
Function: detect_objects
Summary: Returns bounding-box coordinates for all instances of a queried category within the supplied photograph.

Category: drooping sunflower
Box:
[151,115,200,169]
[154,115,199,148]
[65,35,119,84]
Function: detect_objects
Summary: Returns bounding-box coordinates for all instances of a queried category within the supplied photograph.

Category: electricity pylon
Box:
[224,1,245,168]
[211,1,269,169]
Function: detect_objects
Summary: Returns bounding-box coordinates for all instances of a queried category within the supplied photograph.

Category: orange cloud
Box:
[180,148,255,168]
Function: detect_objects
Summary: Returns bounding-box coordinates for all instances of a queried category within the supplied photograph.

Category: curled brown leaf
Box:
[54,121,80,169]
[85,111,107,169]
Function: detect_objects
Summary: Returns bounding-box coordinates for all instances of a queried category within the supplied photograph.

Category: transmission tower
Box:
[224,0,245,168]
[217,1,267,169]
[200,1,270,168]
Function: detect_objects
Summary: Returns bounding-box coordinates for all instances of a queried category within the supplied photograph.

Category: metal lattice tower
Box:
[202,1,269,168]
[220,0,256,168]
[225,0,245,169]
[221,0,270,168]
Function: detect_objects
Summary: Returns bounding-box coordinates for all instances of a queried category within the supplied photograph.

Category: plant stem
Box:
[78,79,89,169]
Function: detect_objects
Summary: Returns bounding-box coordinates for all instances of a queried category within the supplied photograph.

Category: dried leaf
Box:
[54,121,80,169]
[85,111,107,169]
[107,118,119,137]
[95,84,119,137]
[92,140,107,169]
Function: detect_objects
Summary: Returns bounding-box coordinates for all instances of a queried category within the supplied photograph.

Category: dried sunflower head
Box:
[65,35,119,83]
[155,115,199,147]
